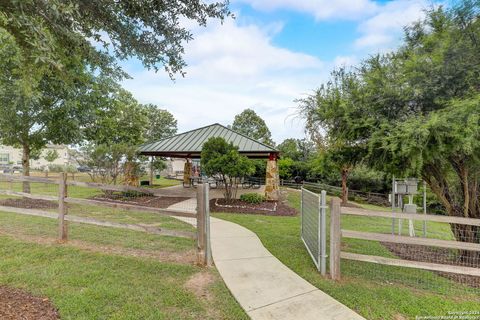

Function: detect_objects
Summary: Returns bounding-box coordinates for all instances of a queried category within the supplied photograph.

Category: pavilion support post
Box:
[265,153,280,200]
[183,159,192,187]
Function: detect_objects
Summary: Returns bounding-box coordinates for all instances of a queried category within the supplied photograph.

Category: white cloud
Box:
[354,0,427,50]
[235,0,429,53]
[333,55,358,68]
[184,19,322,79]
[122,17,328,143]
[233,0,378,20]
[120,1,434,143]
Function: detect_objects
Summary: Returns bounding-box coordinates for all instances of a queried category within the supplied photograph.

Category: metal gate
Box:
[301,188,327,275]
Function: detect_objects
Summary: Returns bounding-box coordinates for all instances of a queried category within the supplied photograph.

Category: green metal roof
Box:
[138,123,277,159]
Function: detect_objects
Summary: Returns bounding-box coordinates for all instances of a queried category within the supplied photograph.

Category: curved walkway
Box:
[209,217,364,320]
[168,198,364,320]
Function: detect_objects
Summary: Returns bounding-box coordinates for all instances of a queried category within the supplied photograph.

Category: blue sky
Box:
[121,0,441,144]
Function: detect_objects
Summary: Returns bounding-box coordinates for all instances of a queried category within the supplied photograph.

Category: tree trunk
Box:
[222,175,232,202]
[341,167,349,205]
[450,221,480,263]
[22,144,31,193]
[423,163,480,262]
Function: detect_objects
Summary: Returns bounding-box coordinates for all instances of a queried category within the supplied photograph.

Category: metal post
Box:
[391,176,395,235]
[423,180,427,238]
[320,190,327,276]
[196,184,206,266]
[204,183,212,266]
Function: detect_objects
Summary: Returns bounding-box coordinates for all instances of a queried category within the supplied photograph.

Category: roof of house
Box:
[138,123,277,159]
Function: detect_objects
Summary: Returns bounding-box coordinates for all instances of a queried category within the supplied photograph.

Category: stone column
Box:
[183,160,192,186]
[265,153,280,200]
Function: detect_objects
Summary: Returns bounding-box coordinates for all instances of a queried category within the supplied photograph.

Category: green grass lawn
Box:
[0,210,246,319]
[0,211,193,252]
[214,190,479,320]
[141,175,182,188]
[0,234,247,320]
[0,174,247,319]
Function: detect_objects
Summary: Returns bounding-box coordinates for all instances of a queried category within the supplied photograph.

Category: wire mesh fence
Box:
[298,188,480,298]
[338,205,480,297]
[282,179,389,206]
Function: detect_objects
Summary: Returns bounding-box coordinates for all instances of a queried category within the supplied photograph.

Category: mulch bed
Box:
[210,198,297,216]
[0,198,57,210]
[0,286,59,320]
[91,195,190,209]
[382,242,480,288]
[0,195,190,210]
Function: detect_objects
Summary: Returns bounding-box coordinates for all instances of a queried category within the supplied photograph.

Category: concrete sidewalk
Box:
[168,199,364,320]
[209,217,364,320]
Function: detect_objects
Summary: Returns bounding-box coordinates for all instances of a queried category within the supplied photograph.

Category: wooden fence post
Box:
[204,183,212,266]
[196,183,207,266]
[58,172,68,241]
[330,197,341,280]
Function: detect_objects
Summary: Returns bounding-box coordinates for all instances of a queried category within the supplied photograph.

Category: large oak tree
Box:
[0,0,229,191]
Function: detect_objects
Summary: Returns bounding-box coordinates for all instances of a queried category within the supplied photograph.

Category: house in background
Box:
[0,144,71,170]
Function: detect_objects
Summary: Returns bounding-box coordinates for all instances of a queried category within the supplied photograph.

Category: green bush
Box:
[240,193,265,204]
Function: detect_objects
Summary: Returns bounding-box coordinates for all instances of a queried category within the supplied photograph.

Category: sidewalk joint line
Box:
[214,255,273,262]
[247,289,319,312]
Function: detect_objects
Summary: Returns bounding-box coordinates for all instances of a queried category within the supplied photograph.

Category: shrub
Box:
[240,193,265,204]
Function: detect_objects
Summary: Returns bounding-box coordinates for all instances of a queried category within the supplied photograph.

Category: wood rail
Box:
[64,197,196,218]
[341,207,480,227]
[0,190,58,201]
[0,173,200,243]
[341,252,480,277]
[0,173,59,184]
[0,173,169,196]
[342,230,480,252]
[0,205,195,239]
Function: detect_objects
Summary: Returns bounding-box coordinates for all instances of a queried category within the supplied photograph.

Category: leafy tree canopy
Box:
[84,87,148,147]
[0,28,100,192]
[142,104,178,142]
[201,137,254,200]
[0,0,230,77]
[44,149,59,163]
[231,109,275,146]
[278,138,315,161]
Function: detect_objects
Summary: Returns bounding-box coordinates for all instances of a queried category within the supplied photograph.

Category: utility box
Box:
[395,181,407,194]
[406,179,418,194]
[403,204,417,214]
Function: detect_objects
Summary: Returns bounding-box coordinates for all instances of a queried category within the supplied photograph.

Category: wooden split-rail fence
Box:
[328,198,480,280]
[0,173,212,266]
